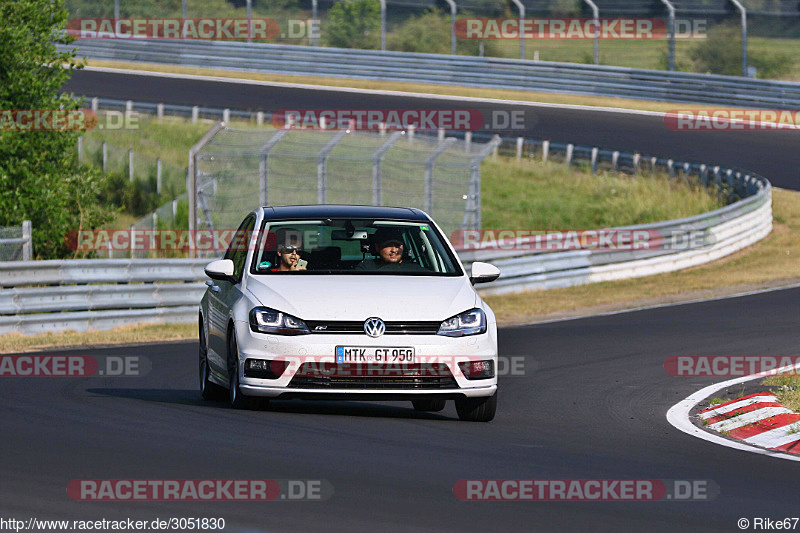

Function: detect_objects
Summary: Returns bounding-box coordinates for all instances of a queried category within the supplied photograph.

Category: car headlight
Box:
[437,308,486,337]
[249,307,310,335]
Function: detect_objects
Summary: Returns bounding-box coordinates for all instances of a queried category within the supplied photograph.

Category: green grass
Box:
[762,372,800,413]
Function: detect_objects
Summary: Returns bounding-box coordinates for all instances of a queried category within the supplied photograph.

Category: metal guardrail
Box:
[63,39,800,108]
[0,221,32,262]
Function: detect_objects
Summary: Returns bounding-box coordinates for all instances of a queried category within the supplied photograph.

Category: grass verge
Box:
[762,372,800,413]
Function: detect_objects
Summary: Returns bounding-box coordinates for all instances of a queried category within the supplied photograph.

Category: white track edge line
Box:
[666,361,800,462]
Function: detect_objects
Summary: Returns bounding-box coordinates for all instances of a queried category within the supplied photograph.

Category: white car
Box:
[199,205,500,421]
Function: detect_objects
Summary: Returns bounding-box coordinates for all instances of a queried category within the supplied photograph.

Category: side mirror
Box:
[470,261,500,285]
[205,259,235,282]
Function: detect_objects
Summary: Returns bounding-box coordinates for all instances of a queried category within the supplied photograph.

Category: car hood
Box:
[245,275,477,322]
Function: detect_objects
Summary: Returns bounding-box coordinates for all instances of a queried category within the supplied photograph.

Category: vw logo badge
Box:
[364,317,385,338]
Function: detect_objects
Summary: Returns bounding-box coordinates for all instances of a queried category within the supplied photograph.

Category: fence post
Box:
[633,153,641,174]
[424,137,457,215]
[317,131,348,204]
[128,149,134,182]
[464,131,472,153]
[192,106,199,123]
[77,136,83,162]
[542,140,549,163]
[463,135,501,230]
[612,151,619,170]
[565,143,574,166]
[372,131,403,206]
[126,100,133,114]
[258,130,288,206]
[667,159,675,177]
[256,111,264,126]
[21,220,32,261]
[223,108,230,123]
[91,97,99,113]
[156,158,162,194]
[407,125,415,144]
[157,103,164,120]
[102,142,107,172]
[438,128,445,141]
[516,137,524,161]
[590,147,598,174]
[188,122,226,258]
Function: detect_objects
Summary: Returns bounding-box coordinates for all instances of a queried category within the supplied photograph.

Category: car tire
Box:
[455,391,497,422]
[199,324,224,401]
[227,331,253,410]
[411,398,447,412]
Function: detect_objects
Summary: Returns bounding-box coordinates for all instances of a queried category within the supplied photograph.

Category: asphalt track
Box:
[3,287,800,532]
[63,69,800,189]
[6,67,791,531]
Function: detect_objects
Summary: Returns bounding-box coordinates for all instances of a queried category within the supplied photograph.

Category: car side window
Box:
[227,215,255,282]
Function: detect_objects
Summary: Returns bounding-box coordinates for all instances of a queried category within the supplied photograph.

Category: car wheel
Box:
[227,331,253,410]
[411,398,447,412]
[455,391,497,422]
[199,324,224,400]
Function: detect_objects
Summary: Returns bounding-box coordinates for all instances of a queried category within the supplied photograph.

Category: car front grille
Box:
[287,362,458,389]
[305,320,441,335]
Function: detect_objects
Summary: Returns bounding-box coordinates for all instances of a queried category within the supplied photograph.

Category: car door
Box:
[207,214,255,376]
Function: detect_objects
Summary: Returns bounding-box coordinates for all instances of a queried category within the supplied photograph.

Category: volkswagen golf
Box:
[199,205,500,421]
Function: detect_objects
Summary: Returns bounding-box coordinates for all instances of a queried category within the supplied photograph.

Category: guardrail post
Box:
[612,151,619,170]
[667,159,675,177]
[590,147,598,174]
[126,100,133,114]
[102,142,107,172]
[699,164,708,187]
[156,158,162,194]
[77,136,82,162]
[372,131,403,206]
[425,137,457,215]
[438,129,445,141]
[650,156,658,176]
[91,97,98,113]
[633,153,641,174]
[542,140,549,163]
[407,125,415,144]
[516,137,524,161]
[128,149,134,182]
[379,122,387,137]
[259,130,288,206]
[157,103,164,120]
[318,130,348,204]
[565,143,574,167]
[192,106,199,123]
[173,198,178,220]
[21,220,31,261]
[223,108,230,123]
[465,131,472,153]
[256,112,264,126]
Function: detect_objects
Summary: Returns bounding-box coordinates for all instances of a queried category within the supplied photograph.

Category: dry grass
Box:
[762,372,800,413]
[484,187,800,324]
[0,323,195,354]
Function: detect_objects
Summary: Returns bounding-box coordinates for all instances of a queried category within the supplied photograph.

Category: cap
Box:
[373,227,404,248]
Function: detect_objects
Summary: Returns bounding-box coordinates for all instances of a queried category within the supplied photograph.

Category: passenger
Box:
[355,227,425,272]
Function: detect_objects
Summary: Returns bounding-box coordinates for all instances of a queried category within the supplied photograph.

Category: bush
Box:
[387,9,498,56]
[687,23,793,78]
[323,0,380,49]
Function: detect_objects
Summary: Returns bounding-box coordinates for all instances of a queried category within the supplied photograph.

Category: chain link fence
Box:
[189,127,500,252]
[0,221,32,262]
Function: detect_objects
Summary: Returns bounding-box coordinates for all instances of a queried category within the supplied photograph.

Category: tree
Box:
[323,0,380,50]
[0,0,113,259]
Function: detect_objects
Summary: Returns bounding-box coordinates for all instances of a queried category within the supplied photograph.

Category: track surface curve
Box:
[63,69,800,190]
[3,288,800,532]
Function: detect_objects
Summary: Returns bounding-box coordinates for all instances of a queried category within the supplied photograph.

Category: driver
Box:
[355,227,425,272]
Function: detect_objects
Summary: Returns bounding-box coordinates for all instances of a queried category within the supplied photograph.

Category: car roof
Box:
[261,205,430,221]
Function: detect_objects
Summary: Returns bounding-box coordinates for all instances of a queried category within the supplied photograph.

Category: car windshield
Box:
[251,219,462,276]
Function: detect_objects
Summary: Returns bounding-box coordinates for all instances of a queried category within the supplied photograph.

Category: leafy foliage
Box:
[0,0,114,258]
[687,23,793,78]
[323,0,380,49]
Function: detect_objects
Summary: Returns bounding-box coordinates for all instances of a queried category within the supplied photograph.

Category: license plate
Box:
[336,346,415,364]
